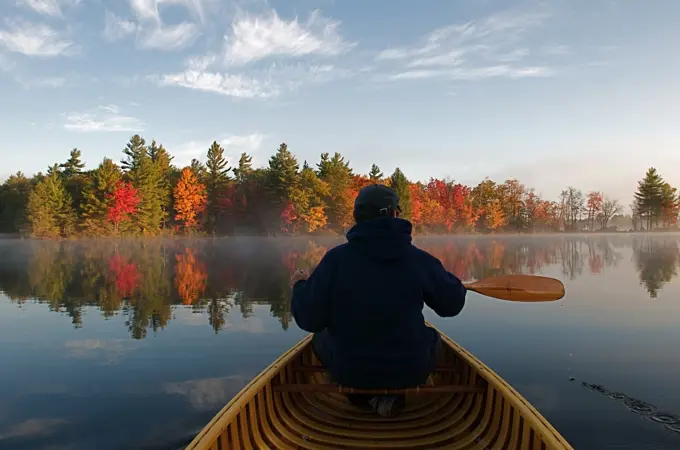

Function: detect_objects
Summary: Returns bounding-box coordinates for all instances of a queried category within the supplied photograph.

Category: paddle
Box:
[463,274,565,302]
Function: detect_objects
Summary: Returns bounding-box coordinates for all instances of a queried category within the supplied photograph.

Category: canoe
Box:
[185,325,574,450]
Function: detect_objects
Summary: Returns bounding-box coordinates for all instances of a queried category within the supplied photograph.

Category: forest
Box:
[0,135,678,238]
[0,236,677,338]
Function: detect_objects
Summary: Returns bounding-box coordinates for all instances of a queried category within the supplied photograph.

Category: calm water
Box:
[1,234,680,450]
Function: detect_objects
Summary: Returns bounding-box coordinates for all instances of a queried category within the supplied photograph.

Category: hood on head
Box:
[345,217,413,260]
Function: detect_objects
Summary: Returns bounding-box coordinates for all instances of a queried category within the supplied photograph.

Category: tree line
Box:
[0,135,678,237]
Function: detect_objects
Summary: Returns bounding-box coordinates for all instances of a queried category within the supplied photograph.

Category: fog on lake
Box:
[1,234,679,450]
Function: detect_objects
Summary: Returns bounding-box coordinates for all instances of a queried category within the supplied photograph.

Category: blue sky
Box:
[1,0,678,206]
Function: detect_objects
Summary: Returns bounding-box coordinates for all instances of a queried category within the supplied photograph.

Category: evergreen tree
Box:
[634,167,664,230]
[148,140,174,228]
[121,135,147,172]
[80,158,123,235]
[120,136,164,234]
[60,149,85,178]
[389,167,411,219]
[205,141,231,233]
[233,152,253,185]
[26,170,76,237]
[267,143,299,201]
[190,158,207,182]
[0,172,32,233]
[368,163,383,181]
[61,148,87,215]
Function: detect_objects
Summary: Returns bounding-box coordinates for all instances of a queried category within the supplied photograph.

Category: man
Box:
[290,183,467,417]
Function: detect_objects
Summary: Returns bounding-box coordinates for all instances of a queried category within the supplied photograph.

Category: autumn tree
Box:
[660,183,679,228]
[586,191,604,231]
[106,180,140,235]
[174,167,207,231]
[317,152,354,229]
[288,164,330,233]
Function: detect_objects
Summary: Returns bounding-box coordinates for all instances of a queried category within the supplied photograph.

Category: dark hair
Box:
[353,204,400,223]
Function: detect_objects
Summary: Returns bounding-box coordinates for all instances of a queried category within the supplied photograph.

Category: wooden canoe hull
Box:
[186,325,574,449]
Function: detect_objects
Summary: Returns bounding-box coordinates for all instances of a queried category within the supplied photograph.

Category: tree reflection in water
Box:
[0,235,677,339]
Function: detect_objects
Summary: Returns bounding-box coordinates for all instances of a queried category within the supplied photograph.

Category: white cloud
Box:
[388,65,553,82]
[138,22,201,51]
[375,6,557,82]
[104,10,137,41]
[224,9,354,66]
[157,62,353,99]
[0,19,78,57]
[158,70,280,98]
[127,0,207,51]
[17,0,81,18]
[63,105,145,132]
[175,133,265,159]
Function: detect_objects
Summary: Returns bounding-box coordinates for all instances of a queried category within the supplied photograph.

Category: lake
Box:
[1,234,679,450]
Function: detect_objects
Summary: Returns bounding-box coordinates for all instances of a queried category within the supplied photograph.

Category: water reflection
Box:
[0,235,678,339]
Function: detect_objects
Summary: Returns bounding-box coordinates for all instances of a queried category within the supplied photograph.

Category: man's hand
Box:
[290,269,309,287]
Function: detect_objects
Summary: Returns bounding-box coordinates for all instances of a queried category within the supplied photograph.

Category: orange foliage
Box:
[174,167,207,229]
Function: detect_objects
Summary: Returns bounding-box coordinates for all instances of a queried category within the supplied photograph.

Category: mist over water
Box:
[1,234,680,450]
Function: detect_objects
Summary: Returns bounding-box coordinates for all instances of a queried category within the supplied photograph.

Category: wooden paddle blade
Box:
[464,274,565,302]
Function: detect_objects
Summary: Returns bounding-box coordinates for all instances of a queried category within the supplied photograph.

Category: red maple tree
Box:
[106,180,140,234]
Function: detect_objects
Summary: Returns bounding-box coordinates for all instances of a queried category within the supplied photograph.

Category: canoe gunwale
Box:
[184,334,314,449]
[431,323,573,449]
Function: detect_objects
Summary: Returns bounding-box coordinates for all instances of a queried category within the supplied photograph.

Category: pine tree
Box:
[148,140,174,228]
[60,149,85,178]
[233,153,253,185]
[121,135,147,172]
[26,170,76,237]
[634,167,664,230]
[0,171,32,233]
[205,141,231,233]
[389,167,411,219]
[267,143,299,202]
[81,158,123,236]
[368,163,383,181]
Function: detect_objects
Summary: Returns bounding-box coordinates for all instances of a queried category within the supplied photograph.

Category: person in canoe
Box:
[289,183,468,418]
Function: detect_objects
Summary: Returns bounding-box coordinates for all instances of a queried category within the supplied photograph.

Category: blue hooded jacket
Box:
[291,217,467,389]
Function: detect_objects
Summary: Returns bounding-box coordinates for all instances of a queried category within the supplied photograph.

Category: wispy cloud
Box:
[157,62,351,99]
[62,105,145,132]
[224,9,354,66]
[104,10,137,42]
[127,0,204,51]
[0,18,78,57]
[375,6,558,82]
[139,22,201,51]
[64,338,140,364]
[17,0,81,18]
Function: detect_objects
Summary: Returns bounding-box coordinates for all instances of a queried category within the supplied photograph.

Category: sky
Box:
[0,0,679,206]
